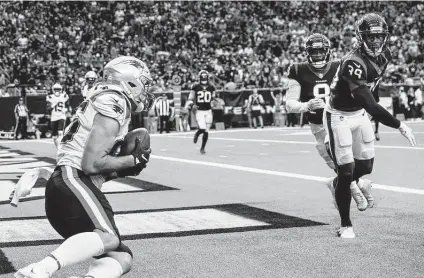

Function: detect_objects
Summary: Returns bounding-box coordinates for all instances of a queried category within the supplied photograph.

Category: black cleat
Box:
[375,132,380,141]
[200,148,206,154]
[193,134,199,144]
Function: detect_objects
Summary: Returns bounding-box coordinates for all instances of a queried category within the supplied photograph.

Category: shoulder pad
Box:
[341,58,367,81]
[91,92,128,126]
[287,63,298,79]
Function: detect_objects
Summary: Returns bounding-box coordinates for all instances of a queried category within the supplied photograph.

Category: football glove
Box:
[399,122,416,146]
[131,137,151,166]
[307,98,325,111]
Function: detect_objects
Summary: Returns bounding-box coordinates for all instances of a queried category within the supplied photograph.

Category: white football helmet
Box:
[85,71,97,85]
[52,83,62,96]
[103,56,154,112]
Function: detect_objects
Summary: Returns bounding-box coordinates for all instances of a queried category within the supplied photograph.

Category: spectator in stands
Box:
[179,95,191,132]
[270,91,285,127]
[14,97,29,140]
[248,89,264,129]
[156,93,171,133]
[211,92,225,126]
[147,99,158,134]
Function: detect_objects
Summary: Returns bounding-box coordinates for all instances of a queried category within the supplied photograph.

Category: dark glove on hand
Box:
[131,137,151,166]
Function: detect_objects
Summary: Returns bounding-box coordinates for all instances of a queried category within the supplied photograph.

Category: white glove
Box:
[399,122,416,146]
[307,98,325,111]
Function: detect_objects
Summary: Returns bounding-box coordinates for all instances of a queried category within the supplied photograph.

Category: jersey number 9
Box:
[197,91,212,103]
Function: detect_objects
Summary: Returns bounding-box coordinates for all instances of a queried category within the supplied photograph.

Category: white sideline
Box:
[163,136,424,150]
[2,139,424,195]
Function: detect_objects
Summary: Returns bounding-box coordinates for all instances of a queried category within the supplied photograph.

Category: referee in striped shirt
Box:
[156,93,171,133]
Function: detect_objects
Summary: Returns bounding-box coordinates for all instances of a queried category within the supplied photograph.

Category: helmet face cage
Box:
[305,34,331,69]
[199,70,209,84]
[104,61,154,113]
[52,83,62,96]
[356,13,389,57]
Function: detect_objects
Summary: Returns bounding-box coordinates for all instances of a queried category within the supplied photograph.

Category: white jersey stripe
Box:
[64,166,116,235]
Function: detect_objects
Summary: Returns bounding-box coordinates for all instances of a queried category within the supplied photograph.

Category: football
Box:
[119,128,150,156]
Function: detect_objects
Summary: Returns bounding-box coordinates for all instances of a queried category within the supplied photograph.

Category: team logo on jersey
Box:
[112,104,124,114]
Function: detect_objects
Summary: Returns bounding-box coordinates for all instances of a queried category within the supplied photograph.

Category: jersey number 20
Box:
[197,91,211,103]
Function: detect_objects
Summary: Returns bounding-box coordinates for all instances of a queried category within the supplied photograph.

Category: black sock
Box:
[335,164,354,227]
[375,121,379,133]
[201,132,208,149]
[194,129,203,138]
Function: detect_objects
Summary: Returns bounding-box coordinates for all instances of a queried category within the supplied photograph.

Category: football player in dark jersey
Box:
[286,33,373,213]
[325,13,415,238]
[188,70,216,154]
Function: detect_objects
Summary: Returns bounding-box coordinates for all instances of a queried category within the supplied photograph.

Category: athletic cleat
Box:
[357,179,375,208]
[14,264,50,278]
[336,226,356,239]
[375,132,380,141]
[200,148,206,155]
[325,177,337,210]
[350,181,368,211]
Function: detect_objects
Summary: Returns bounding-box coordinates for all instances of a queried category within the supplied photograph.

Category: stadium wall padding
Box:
[0,85,418,132]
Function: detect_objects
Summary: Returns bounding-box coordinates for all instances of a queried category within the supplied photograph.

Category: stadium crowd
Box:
[0,1,423,97]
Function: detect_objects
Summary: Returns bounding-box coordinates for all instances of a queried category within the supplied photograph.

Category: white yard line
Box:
[2,140,423,195]
[151,155,424,196]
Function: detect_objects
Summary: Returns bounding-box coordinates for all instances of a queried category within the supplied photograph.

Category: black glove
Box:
[131,137,151,167]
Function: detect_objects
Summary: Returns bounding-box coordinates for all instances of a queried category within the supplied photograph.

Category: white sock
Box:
[49,232,105,269]
[84,257,124,278]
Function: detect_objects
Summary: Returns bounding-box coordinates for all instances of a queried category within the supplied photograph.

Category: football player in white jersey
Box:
[47,83,69,148]
[15,56,154,278]
[82,71,98,99]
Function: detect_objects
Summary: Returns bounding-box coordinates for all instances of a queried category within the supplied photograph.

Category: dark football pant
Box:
[45,166,132,257]
[51,119,65,137]
[159,115,170,133]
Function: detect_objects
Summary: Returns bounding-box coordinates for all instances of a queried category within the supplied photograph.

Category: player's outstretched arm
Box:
[285,79,324,113]
[81,113,136,175]
[352,85,416,146]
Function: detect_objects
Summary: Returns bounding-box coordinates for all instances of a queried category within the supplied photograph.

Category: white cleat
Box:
[14,264,50,278]
[350,181,368,211]
[357,179,375,208]
[325,177,337,210]
[336,226,356,239]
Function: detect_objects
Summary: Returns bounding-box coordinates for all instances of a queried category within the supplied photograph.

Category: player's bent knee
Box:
[105,249,133,274]
[337,163,355,179]
[94,229,120,252]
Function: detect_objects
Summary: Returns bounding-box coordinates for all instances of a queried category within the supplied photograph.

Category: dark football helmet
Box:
[356,13,389,57]
[304,33,331,69]
[199,70,209,85]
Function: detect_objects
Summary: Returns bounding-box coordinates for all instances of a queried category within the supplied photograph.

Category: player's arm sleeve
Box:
[352,85,400,129]
[341,59,400,129]
[285,78,309,113]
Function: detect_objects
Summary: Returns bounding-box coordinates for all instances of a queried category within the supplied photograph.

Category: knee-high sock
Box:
[37,232,105,276]
[353,158,374,183]
[374,121,379,133]
[335,163,355,227]
[201,132,209,149]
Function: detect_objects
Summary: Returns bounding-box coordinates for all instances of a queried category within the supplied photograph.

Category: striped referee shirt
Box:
[156,98,170,116]
[14,104,28,117]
